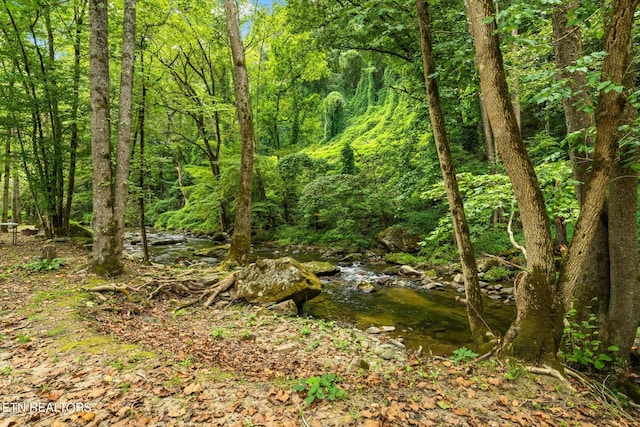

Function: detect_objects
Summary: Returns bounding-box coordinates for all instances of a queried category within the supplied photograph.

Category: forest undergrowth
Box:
[0,233,637,426]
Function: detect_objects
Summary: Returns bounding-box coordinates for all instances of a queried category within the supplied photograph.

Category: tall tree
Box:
[224,0,256,264]
[89,0,137,275]
[416,0,490,348]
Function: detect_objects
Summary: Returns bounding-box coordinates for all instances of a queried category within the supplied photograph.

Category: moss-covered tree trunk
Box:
[225,0,255,264]
[417,0,491,349]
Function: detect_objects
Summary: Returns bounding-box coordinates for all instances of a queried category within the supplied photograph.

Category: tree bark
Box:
[416,0,490,348]
[90,0,136,276]
[224,0,255,264]
[465,0,560,365]
[89,0,117,274]
[113,0,137,258]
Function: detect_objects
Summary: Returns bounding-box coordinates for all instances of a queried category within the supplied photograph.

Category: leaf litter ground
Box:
[0,234,637,426]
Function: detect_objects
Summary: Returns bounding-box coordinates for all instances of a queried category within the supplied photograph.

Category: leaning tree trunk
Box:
[417,0,491,349]
[552,0,610,336]
[465,0,561,366]
[224,0,255,265]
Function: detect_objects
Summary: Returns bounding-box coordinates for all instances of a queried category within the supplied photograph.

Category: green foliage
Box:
[340,143,356,174]
[298,174,382,247]
[383,252,423,265]
[483,266,513,282]
[292,373,347,405]
[211,327,227,340]
[20,258,63,273]
[450,347,478,365]
[324,92,348,141]
[559,308,620,371]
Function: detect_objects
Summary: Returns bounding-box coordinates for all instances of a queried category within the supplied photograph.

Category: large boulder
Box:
[235,257,322,306]
[377,226,422,253]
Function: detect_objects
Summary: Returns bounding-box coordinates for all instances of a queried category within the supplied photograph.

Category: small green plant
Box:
[211,327,226,339]
[300,325,312,336]
[559,307,619,371]
[293,373,347,405]
[504,361,525,380]
[17,333,31,343]
[332,337,350,352]
[179,358,193,368]
[21,258,63,272]
[306,340,321,351]
[0,366,12,375]
[173,308,186,316]
[450,346,478,364]
[105,358,125,371]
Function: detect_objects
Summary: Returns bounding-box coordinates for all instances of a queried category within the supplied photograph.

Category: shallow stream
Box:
[124,231,516,355]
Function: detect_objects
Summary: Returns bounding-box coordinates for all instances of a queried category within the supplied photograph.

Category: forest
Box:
[1,0,640,422]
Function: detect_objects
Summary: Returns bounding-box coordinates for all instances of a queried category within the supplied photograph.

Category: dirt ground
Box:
[0,231,638,426]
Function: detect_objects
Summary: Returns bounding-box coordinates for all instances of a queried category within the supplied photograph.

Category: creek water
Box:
[125,231,516,355]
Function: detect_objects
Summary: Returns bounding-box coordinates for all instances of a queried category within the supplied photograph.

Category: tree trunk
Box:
[225,0,255,265]
[2,135,9,232]
[11,174,20,224]
[416,0,491,349]
[89,0,117,274]
[465,0,561,366]
[552,0,609,332]
[90,0,136,276]
[137,44,150,265]
[64,0,86,234]
[113,0,136,258]
[602,28,639,359]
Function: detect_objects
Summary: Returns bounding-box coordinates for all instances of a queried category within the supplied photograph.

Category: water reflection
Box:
[304,282,515,355]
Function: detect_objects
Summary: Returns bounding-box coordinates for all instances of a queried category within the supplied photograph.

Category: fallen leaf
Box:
[275,389,289,403]
[183,383,202,395]
[77,412,95,422]
[454,407,470,417]
[498,395,509,406]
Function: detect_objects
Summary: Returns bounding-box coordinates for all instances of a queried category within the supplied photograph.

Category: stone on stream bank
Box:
[302,261,340,276]
[235,257,322,307]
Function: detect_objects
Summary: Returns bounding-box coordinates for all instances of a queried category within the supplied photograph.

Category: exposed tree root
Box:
[84,284,133,301]
[177,272,237,310]
[86,264,237,308]
[525,365,574,391]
